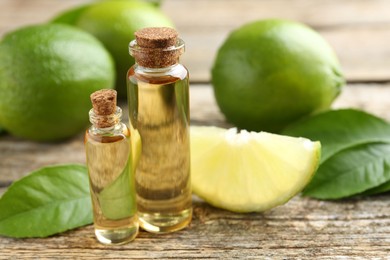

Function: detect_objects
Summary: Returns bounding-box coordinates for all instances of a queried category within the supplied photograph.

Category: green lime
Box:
[51,4,90,25]
[53,0,174,97]
[212,19,345,133]
[191,126,321,212]
[0,24,115,141]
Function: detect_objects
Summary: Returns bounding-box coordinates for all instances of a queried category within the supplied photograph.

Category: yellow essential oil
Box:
[127,27,192,233]
[85,89,138,244]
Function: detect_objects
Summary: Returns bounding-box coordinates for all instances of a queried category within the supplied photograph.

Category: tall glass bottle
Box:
[127,27,192,233]
[85,89,138,244]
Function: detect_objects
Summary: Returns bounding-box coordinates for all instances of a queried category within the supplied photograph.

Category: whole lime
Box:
[0,24,115,141]
[212,19,345,132]
[54,0,174,97]
[51,4,90,25]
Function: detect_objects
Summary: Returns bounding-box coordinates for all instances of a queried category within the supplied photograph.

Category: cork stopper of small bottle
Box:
[133,27,181,68]
[90,89,117,128]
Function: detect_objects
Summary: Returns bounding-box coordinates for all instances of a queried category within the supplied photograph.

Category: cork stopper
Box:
[90,89,118,128]
[131,27,184,68]
[135,27,178,48]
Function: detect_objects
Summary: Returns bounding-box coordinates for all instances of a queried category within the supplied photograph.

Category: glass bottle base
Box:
[138,208,192,234]
[94,225,138,245]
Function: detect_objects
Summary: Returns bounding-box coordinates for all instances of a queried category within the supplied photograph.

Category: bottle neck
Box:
[129,38,185,68]
[134,63,181,73]
[89,106,123,134]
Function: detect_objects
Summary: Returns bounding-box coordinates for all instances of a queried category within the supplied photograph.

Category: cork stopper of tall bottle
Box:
[132,27,181,68]
[90,89,117,128]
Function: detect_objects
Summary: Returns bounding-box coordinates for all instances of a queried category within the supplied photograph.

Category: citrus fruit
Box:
[51,4,90,25]
[0,24,115,141]
[130,127,142,171]
[212,19,345,133]
[53,0,174,97]
[190,126,321,212]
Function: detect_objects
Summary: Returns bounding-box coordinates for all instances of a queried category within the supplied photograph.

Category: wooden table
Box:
[1,0,389,258]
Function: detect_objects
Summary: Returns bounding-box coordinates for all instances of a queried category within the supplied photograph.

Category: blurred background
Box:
[1,0,390,83]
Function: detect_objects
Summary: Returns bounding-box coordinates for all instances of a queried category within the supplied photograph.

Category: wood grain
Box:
[1,0,390,82]
[0,195,389,259]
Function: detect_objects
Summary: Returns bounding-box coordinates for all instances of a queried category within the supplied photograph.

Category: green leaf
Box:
[99,160,137,220]
[283,109,390,163]
[0,164,92,238]
[0,127,5,135]
[362,180,390,195]
[303,143,390,199]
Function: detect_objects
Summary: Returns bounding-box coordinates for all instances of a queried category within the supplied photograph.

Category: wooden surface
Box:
[1,195,389,259]
[1,0,390,259]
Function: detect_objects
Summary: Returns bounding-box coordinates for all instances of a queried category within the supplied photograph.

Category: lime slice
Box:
[190,126,321,212]
[130,126,142,171]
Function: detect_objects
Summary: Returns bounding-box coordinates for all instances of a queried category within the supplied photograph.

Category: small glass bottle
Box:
[127,27,192,233]
[85,89,138,244]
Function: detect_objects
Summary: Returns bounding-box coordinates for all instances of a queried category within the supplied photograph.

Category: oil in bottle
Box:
[85,89,138,244]
[127,27,192,233]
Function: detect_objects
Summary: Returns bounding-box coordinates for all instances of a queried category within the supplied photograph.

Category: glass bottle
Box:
[127,27,192,233]
[85,89,138,244]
